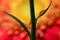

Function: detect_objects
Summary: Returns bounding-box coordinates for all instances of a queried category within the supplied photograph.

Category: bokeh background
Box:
[0,0,60,40]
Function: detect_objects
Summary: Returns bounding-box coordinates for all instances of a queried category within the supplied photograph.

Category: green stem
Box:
[4,0,52,40]
[4,11,31,37]
[30,0,36,40]
[36,0,52,21]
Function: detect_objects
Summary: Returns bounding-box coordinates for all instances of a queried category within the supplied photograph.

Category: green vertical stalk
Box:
[4,0,52,40]
[30,0,36,40]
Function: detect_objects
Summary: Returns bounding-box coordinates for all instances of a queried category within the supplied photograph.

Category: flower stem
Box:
[36,0,52,21]
[30,0,36,40]
[4,11,31,37]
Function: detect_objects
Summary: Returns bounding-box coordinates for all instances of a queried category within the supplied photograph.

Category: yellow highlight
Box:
[10,0,49,23]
